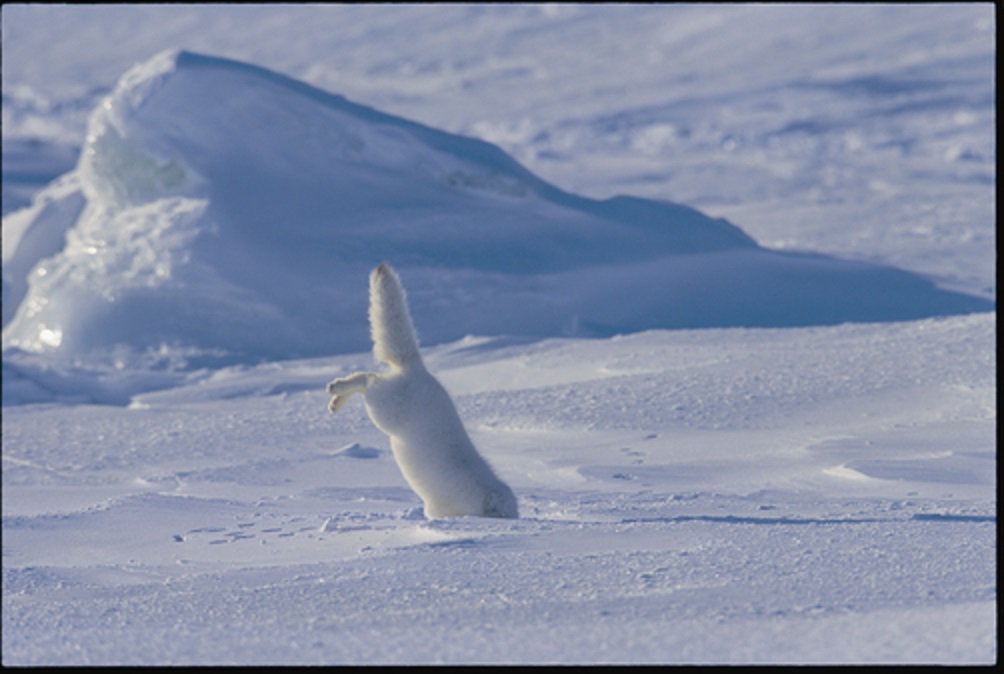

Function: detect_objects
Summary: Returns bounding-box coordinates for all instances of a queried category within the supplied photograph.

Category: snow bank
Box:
[1,50,991,374]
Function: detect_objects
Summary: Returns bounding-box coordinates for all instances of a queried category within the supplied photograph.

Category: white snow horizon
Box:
[1,4,996,666]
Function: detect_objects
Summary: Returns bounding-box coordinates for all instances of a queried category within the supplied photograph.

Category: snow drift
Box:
[1,50,991,367]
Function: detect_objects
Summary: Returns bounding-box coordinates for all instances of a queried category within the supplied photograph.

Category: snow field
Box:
[3,314,995,664]
[1,3,996,665]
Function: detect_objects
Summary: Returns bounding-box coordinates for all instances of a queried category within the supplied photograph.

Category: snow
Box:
[3,317,996,664]
[0,47,990,368]
[1,3,997,666]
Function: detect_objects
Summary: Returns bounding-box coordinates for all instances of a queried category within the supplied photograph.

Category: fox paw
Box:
[328,394,348,413]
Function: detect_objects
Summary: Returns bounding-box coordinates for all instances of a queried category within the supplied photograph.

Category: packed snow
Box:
[1,3,996,665]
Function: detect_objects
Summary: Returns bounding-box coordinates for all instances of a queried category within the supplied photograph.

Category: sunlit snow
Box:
[1,4,996,666]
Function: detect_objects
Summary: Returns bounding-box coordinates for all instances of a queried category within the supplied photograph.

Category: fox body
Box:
[326,263,518,519]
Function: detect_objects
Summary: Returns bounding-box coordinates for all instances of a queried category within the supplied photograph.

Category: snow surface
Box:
[1,3,997,666]
[0,47,990,368]
[2,318,997,665]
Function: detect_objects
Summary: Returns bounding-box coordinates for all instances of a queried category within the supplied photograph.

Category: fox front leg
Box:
[326,372,374,413]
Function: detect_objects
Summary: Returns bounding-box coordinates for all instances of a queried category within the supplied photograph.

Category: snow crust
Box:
[2,315,996,665]
[1,4,996,666]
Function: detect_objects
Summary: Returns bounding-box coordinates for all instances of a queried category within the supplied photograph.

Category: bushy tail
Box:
[369,262,422,368]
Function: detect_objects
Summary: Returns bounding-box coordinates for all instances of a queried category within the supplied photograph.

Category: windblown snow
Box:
[1,3,996,666]
[1,48,990,377]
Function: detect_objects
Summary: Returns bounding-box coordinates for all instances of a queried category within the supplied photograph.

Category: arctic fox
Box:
[326,262,518,519]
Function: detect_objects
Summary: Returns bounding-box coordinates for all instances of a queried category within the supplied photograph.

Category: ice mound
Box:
[1,50,991,369]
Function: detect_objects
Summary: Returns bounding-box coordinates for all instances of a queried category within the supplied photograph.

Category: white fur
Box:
[326,262,518,519]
